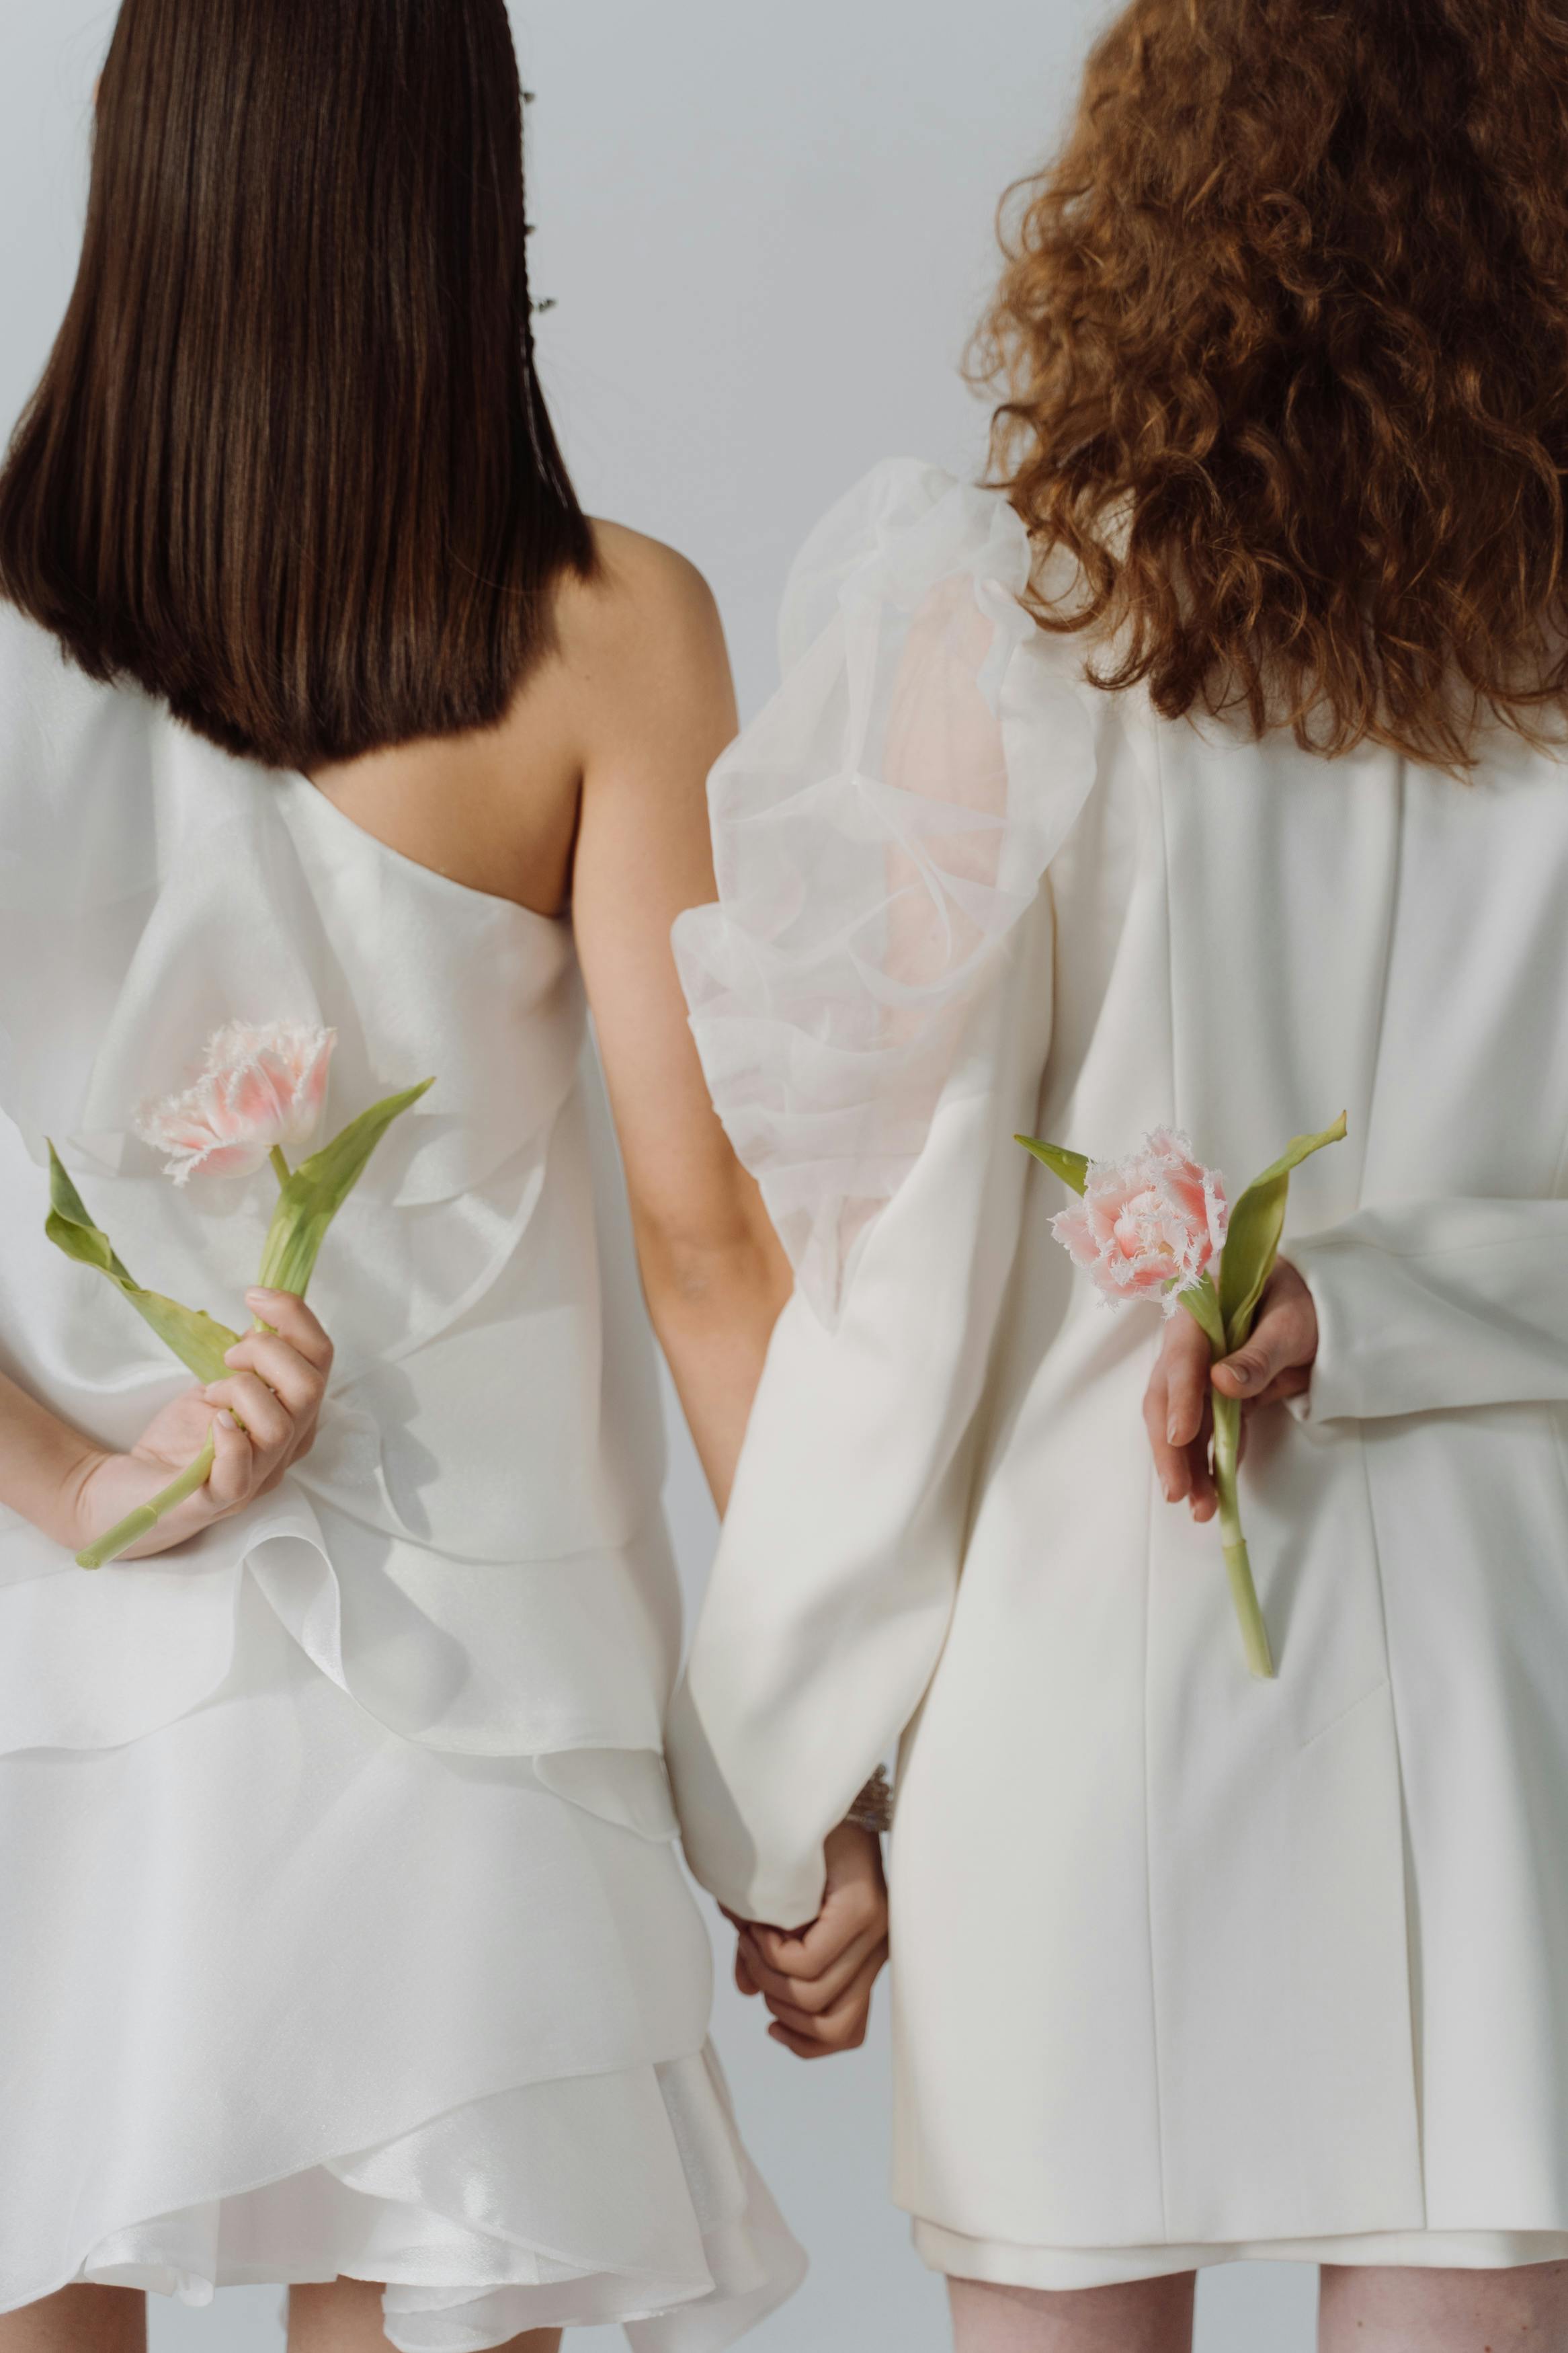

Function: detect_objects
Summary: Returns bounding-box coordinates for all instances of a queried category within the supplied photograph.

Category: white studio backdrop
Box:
[0,1,1320,2347]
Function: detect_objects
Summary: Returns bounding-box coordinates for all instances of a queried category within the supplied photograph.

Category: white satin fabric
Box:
[668,461,1568,2279]
[0,609,803,2344]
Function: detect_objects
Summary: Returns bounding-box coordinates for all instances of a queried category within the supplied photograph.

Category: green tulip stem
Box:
[76,1430,219,1570]
[269,1146,291,1186]
[1210,1391,1275,1680]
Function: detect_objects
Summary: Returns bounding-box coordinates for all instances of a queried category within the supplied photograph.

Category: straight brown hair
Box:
[0,0,594,772]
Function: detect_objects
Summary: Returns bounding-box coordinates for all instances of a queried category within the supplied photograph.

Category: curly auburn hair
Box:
[973,0,1568,771]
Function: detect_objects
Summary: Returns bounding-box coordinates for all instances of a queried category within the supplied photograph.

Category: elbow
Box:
[635,1215,792,1330]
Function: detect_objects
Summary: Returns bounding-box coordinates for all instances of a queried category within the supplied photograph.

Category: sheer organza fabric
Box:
[673,459,1097,1326]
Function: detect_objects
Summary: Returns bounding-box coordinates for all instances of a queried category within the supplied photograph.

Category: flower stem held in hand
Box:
[1210,1392,1274,1679]
[48,1033,431,1568]
[75,1431,219,1570]
[1175,1268,1274,1679]
[1018,1115,1346,1680]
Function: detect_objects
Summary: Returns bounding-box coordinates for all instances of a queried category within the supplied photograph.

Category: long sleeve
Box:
[1290,1197,1568,1422]
[665,922,1053,1926]
[664,461,1103,1925]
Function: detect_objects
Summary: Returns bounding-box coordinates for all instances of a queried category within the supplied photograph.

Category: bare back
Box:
[313,518,786,1505]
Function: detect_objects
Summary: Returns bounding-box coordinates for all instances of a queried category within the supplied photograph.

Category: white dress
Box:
[0,609,804,2347]
[666,458,1568,2286]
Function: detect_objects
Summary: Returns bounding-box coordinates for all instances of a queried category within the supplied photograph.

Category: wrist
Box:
[45,1444,110,1553]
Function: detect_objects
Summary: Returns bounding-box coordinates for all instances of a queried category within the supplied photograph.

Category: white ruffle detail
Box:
[73,2051,803,2353]
[0,1579,803,2344]
[673,458,1102,1324]
[0,1480,679,1770]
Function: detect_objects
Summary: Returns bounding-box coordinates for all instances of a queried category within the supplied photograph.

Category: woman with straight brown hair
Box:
[665,1,1568,2348]
[0,0,865,2346]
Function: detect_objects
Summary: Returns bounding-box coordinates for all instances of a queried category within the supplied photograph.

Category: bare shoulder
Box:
[581,519,723,640]
[554,522,734,744]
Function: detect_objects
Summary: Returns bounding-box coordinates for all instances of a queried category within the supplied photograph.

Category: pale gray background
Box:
[0,1,1318,2345]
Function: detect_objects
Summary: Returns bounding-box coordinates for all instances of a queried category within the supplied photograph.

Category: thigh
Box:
[948,2272,1196,2353]
[0,2286,146,2353]
[1319,2261,1568,2351]
[288,2278,561,2353]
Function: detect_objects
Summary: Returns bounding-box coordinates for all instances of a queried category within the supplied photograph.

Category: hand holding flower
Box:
[1018,1115,1347,1677]
[65,1293,334,1560]
[1146,1259,1319,1519]
[47,1020,431,1567]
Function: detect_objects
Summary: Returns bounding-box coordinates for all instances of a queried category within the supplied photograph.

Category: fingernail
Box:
[217,1410,238,1429]
[1161,1476,1178,1503]
[1167,1416,1183,1444]
[1230,1361,1254,1388]
[246,1287,283,1304]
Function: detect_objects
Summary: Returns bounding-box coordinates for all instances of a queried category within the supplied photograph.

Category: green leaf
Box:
[257,1080,434,1297]
[1178,1267,1227,1357]
[45,1143,241,1384]
[1219,1113,1348,1351]
[1014,1134,1090,1197]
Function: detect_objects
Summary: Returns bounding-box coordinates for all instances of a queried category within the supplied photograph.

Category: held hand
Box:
[70,1290,334,1560]
[729,1822,889,2061]
[1144,1257,1318,1521]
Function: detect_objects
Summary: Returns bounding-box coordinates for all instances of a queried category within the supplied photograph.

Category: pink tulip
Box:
[1052,1129,1228,1310]
[135,1021,336,1185]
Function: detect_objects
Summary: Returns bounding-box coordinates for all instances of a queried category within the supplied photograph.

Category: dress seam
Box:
[1355,1427,1427,2223]
[1147,701,1173,2241]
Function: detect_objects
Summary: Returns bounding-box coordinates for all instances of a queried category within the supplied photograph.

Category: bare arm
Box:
[0,1364,101,1546]
[567,530,791,1512]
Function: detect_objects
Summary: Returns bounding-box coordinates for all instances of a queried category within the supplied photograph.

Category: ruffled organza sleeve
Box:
[667,462,1107,1925]
[673,458,1098,1326]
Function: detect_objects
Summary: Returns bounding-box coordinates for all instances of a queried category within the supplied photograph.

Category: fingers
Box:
[203,1369,294,1453]
[1144,1312,1212,1504]
[748,1872,883,1982]
[202,1410,254,1511]
[735,1942,759,1999]
[1212,1259,1319,1401]
[221,1328,329,1419]
[245,1291,335,1375]
[764,1944,887,2058]
[739,1918,886,2017]
[1146,1375,1219,1523]
[1249,1362,1312,1410]
[209,1298,334,1481]
[1162,1314,1213,1448]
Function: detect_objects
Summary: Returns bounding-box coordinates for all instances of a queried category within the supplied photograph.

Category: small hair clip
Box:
[532,296,557,315]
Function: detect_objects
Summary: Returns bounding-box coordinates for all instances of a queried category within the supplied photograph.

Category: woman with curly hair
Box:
[666,0,1568,2347]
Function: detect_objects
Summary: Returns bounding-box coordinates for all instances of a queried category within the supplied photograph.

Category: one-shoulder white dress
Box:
[0,608,804,2348]
[669,459,1568,2287]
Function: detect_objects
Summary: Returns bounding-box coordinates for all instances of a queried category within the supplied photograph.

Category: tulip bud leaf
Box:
[44,1142,241,1384]
[256,1079,434,1298]
[1219,1113,1348,1351]
[1014,1134,1090,1197]
[1178,1267,1228,1357]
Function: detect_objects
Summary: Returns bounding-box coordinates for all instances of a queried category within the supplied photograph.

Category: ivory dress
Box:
[667,458,1568,2286]
[0,607,804,2346]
